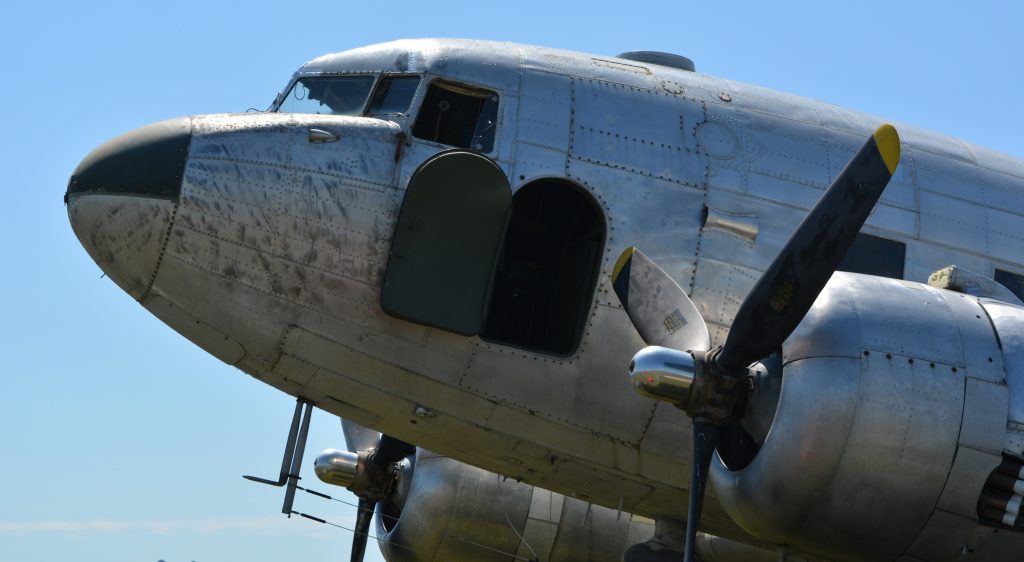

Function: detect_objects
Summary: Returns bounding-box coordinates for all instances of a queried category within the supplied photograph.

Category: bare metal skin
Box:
[67,39,1024,561]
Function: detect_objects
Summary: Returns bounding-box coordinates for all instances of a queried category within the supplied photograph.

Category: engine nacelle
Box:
[710,272,1024,561]
[372,450,787,561]
[374,449,656,562]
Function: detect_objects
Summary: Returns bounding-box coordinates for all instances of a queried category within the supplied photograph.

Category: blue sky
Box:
[1,2,1022,561]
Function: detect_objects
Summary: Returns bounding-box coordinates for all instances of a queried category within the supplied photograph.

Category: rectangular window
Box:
[412,80,499,153]
[366,75,421,117]
[995,269,1024,302]
[837,233,906,279]
[277,75,376,115]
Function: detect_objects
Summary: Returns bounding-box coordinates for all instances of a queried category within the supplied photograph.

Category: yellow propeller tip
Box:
[612,247,637,283]
[873,123,901,176]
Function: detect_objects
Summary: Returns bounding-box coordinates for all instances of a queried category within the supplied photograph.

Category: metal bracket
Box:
[243,396,315,516]
[702,205,759,242]
[308,128,339,144]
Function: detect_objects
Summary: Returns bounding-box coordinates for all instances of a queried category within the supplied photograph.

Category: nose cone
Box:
[67,117,191,300]
[68,116,191,199]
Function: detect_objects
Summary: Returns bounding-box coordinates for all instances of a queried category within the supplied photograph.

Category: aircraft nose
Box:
[66,117,191,300]
[67,116,191,199]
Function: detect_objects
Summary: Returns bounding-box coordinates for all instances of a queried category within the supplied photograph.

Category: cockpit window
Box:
[366,75,421,117]
[413,80,499,153]
[277,75,375,115]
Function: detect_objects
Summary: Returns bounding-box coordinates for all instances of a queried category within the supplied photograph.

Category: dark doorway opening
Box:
[482,181,606,356]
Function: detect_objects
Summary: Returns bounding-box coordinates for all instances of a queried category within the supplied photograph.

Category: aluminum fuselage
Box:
[67,39,1024,560]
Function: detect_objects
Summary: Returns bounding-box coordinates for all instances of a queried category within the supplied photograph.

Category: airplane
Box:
[64,38,1024,562]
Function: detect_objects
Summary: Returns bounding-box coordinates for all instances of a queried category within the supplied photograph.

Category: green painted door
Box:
[381,151,512,335]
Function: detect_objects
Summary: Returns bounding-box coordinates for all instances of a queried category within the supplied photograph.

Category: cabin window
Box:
[482,181,606,356]
[995,269,1024,302]
[837,233,905,279]
[277,75,376,115]
[412,80,499,152]
[366,75,421,117]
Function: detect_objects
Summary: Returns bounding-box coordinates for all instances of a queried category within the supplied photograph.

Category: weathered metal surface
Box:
[903,509,978,561]
[937,447,1003,519]
[66,194,176,300]
[144,295,245,365]
[981,301,1024,456]
[67,38,1024,562]
[961,378,1010,455]
[516,69,572,152]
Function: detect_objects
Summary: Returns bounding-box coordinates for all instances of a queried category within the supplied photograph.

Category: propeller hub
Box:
[629,346,698,404]
[314,448,361,488]
[629,346,750,424]
[686,348,750,424]
[314,448,359,487]
[314,449,395,500]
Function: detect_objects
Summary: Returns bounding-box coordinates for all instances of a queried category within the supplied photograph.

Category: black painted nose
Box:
[67,116,191,199]
[66,117,191,300]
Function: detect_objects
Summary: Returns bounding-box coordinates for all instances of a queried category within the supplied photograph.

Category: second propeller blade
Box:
[716,124,900,372]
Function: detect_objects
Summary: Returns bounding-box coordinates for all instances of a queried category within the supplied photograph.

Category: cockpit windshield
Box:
[276,75,375,115]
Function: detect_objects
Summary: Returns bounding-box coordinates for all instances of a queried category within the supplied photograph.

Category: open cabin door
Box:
[381,150,512,335]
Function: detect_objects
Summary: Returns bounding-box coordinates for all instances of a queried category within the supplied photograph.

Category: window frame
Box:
[410,77,502,155]
[995,268,1024,303]
[272,72,381,115]
[836,232,906,280]
[363,74,423,120]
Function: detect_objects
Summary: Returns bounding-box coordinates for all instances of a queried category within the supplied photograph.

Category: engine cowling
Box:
[373,450,795,562]
[374,449,656,562]
[315,432,789,561]
[710,272,1024,561]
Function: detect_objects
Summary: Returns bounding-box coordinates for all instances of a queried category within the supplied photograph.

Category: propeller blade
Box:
[341,419,380,454]
[371,435,416,469]
[611,247,711,352]
[684,419,721,562]
[327,431,412,562]
[350,497,375,562]
[716,124,900,372]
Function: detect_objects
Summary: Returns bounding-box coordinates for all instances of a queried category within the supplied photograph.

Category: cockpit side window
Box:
[412,80,499,153]
[366,75,421,117]
[837,233,906,279]
[996,269,1024,302]
[277,75,375,115]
